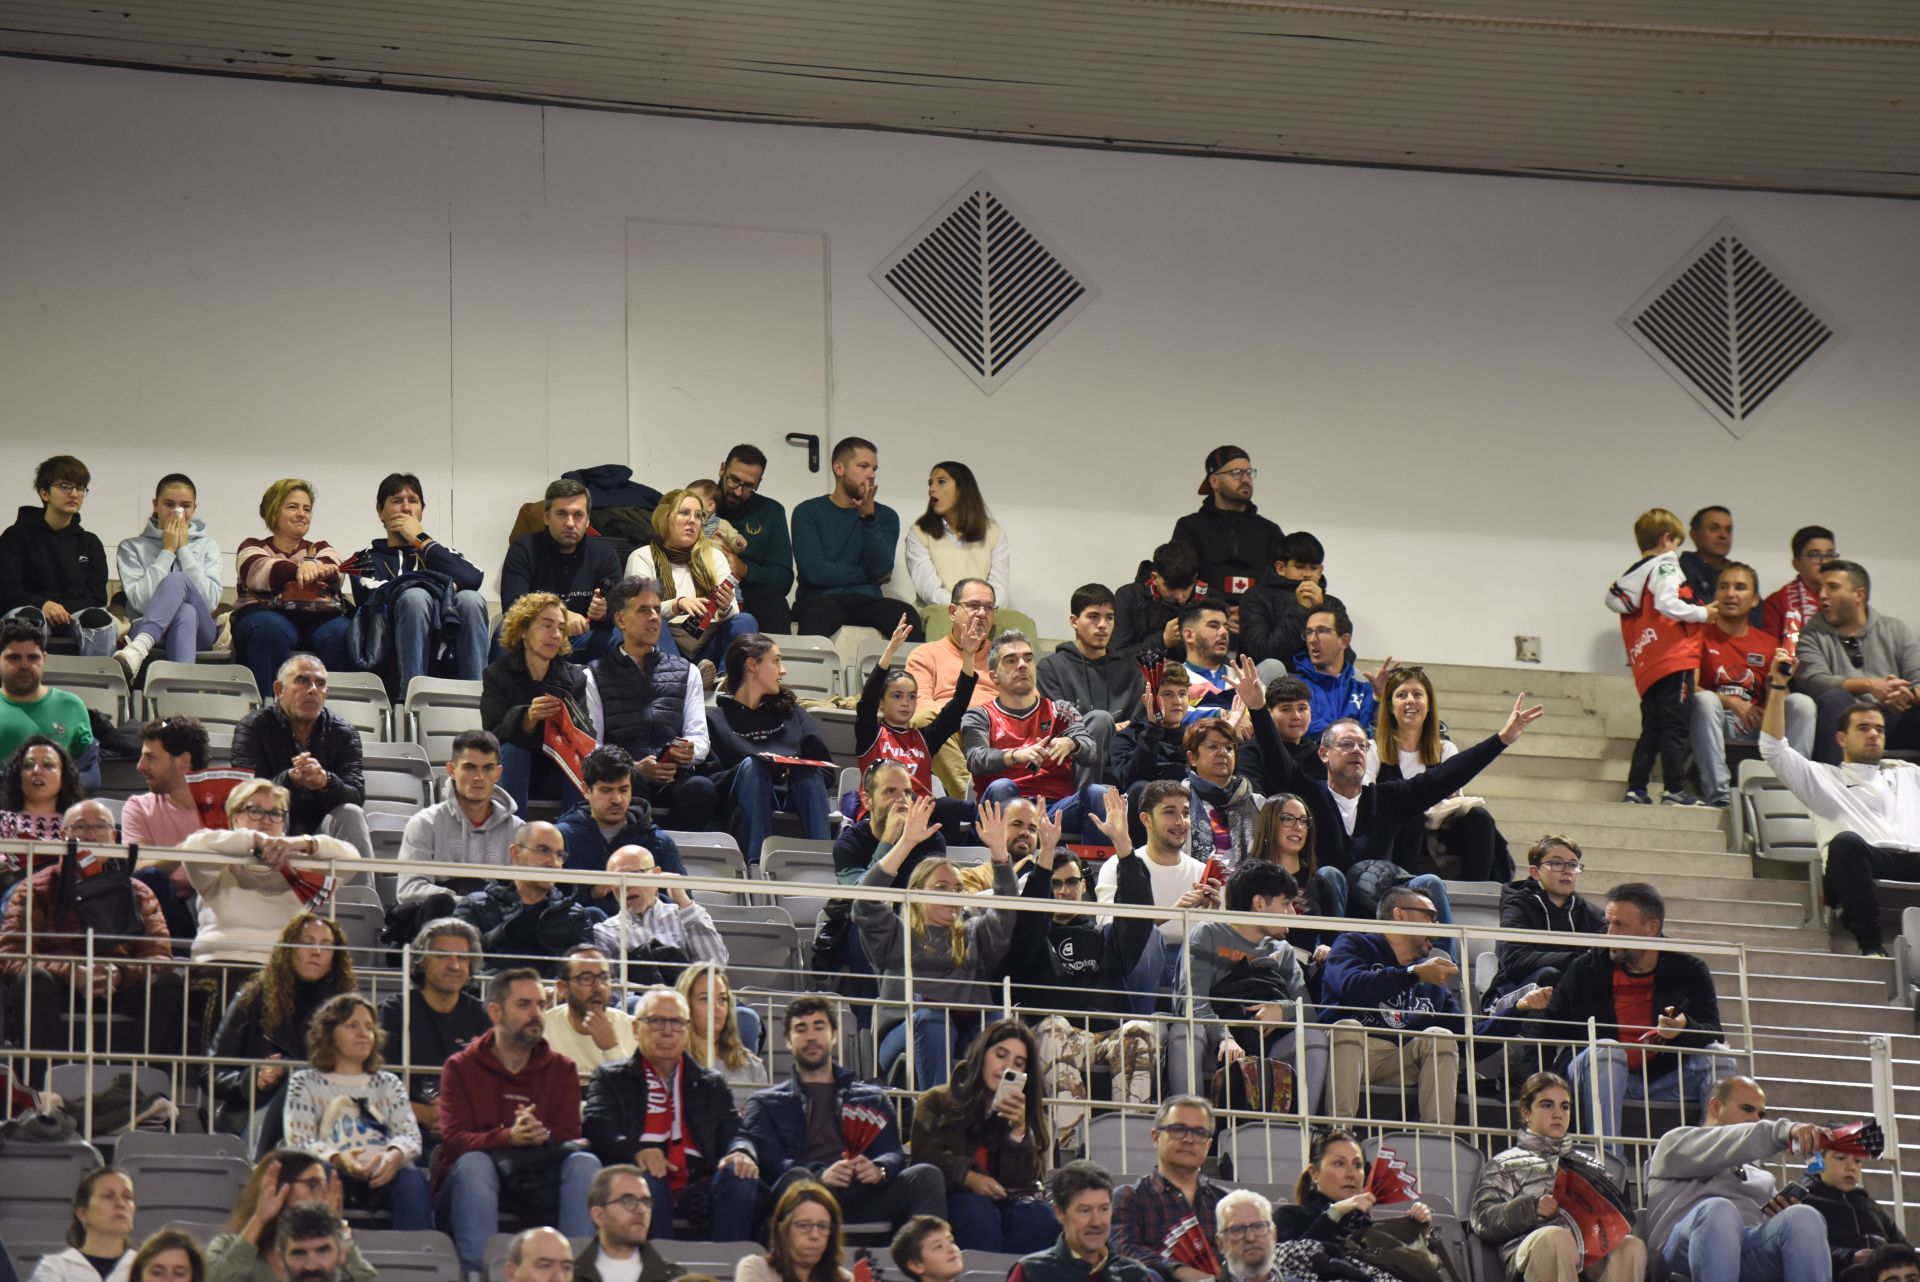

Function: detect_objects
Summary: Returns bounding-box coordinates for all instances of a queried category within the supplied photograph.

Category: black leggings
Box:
[1628,669,1694,792]
[792,593,921,641]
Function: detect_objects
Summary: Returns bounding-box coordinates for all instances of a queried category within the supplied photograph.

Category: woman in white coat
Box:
[182,778,360,963]
[30,1168,136,1282]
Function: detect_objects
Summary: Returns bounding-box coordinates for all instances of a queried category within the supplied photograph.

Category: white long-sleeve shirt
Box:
[584,661,709,763]
[1759,731,1920,855]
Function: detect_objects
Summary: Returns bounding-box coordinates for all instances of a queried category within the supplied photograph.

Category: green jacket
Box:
[205,1234,376,1282]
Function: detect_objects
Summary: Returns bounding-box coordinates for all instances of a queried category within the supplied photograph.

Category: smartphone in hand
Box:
[993,1069,1028,1111]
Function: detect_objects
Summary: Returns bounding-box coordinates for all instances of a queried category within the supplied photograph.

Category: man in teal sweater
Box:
[790,437,921,642]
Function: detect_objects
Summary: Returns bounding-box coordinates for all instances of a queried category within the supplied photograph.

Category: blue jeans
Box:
[1659,1198,1831,1282]
[499,742,568,814]
[128,571,217,663]
[727,756,830,864]
[1123,929,1174,1017]
[880,1007,977,1090]
[345,1165,431,1231]
[393,586,491,689]
[1569,1041,1733,1143]
[946,1193,1058,1254]
[438,1148,600,1270]
[1690,689,1815,802]
[233,608,352,697]
[979,779,1112,844]
[4,605,117,657]
[642,1166,759,1242]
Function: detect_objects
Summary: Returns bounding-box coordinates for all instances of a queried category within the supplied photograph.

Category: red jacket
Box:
[433,1029,584,1190]
[1606,552,1707,695]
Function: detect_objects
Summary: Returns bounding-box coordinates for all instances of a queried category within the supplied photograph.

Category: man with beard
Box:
[592,845,730,977]
[1006,790,1158,1146]
[500,478,625,662]
[1098,781,1217,1012]
[0,617,97,786]
[1534,882,1732,1143]
[833,759,954,887]
[543,945,640,1075]
[740,995,945,1232]
[1113,1098,1229,1282]
[715,445,794,637]
[963,631,1110,840]
[1792,559,1920,762]
[790,437,919,642]
[1291,606,1380,737]
[230,654,371,856]
[1212,1190,1281,1282]
[378,918,490,1149]
[1169,446,1284,623]
[577,1165,687,1282]
[1178,604,1238,725]
[123,713,210,938]
[270,1203,353,1282]
[583,985,760,1241]
[454,821,598,976]
[435,967,601,1273]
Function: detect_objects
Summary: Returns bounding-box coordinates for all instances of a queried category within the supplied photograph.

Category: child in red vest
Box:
[1606,508,1710,806]
[853,613,981,841]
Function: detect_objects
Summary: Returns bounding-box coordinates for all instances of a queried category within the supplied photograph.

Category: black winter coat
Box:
[230,704,366,838]
[1170,499,1284,605]
[1005,850,1155,1028]
[1112,561,1190,661]
[1108,720,1188,789]
[583,1051,753,1174]
[453,881,598,977]
[1488,878,1607,999]
[1239,567,1345,667]
[1532,947,1722,1077]
[0,506,107,614]
[1804,1179,1906,1279]
[481,650,595,751]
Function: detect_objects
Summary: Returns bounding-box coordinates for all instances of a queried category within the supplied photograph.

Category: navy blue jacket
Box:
[554,802,686,909]
[740,1065,909,1185]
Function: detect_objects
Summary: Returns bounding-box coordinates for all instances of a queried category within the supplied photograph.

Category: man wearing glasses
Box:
[232,653,372,858]
[577,1164,685,1282]
[398,729,519,907]
[715,444,794,638]
[1486,835,1607,1002]
[1112,1097,1229,1282]
[906,581,999,800]
[1169,446,1284,624]
[1792,558,1920,763]
[0,798,186,1071]
[1213,1190,1282,1282]
[453,821,598,977]
[0,454,116,657]
[583,985,760,1242]
[541,945,639,1074]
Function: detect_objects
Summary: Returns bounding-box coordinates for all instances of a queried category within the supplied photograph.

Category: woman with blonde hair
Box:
[625,487,758,678]
[1364,665,1509,882]
[208,912,358,1143]
[678,962,769,1085]
[853,796,1020,1087]
[482,591,595,812]
[283,993,431,1228]
[181,778,360,963]
[231,477,350,697]
[737,1181,850,1282]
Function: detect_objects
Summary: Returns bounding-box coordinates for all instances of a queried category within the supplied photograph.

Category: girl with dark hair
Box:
[1364,667,1510,883]
[1246,794,1340,960]
[910,1019,1055,1254]
[0,735,82,844]
[31,1168,135,1282]
[115,474,221,681]
[1275,1128,1430,1248]
[128,1230,204,1282]
[1470,1072,1647,1281]
[209,912,357,1147]
[906,462,1009,613]
[737,1181,851,1282]
[282,994,430,1229]
[708,634,832,863]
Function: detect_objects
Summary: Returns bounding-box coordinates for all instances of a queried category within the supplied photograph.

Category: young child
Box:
[853,614,982,841]
[1606,508,1709,805]
[680,477,748,555]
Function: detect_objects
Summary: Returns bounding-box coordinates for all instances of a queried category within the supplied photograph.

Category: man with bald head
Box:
[0,799,186,1073]
[454,820,597,975]
[507,1227,577,1282]
[592,845,728,974]
[1645,1075,1836,1282]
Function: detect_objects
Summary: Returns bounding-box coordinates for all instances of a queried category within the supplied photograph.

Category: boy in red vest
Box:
[1607,508,1710,806]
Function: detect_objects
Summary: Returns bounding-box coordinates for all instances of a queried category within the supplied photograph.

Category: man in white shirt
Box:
[1760,648,1920,957]
[1097,779,1220,1008]
[543,945,639,1074]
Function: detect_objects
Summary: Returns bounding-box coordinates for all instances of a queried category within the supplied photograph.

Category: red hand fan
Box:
[1366,1148,1417,1204]
[842,1102,890,1160]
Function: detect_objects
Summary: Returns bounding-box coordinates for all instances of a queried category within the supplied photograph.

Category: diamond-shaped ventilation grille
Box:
[873,175,1097,395]
[1621,220,1835,437]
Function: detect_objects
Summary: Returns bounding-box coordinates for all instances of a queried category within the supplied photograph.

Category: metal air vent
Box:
[872,174,1097,395]
[1620,220,1836,438]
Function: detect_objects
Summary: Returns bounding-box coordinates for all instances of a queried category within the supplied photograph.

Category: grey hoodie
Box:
[116,514,223,616]
[1035,641,1146,721]
[1795,610,1920,697]
[397,783,520,904]
[853,858,1019,1042]
[1643,1116,1796,1254]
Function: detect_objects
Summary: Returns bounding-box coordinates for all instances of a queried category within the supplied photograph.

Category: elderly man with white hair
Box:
[181,777,360,962]
[590,844,728,969]
[1213,1190,1280,1282]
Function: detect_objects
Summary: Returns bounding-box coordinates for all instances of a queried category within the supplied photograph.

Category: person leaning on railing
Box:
[180,778,361,964]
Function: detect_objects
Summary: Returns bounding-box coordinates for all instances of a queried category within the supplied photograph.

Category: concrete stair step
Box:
[1747,948,1893,984]
[1393,661,1626,703]
[1445,708,1587,735]
[1498,732,1632,762]
[1489,754,1631,783]
[1665,920,1834,950]
[1744,997,1916,1035]
[1710,968,1893,1005]
[1495,795,1727,833]
[1444,691,1592,718]
[1500,821,1727,854]
[1473,774,1640,805]
[1572,845,1755,876]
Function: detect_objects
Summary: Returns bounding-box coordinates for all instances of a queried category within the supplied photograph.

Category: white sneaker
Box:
[114,633,154,683]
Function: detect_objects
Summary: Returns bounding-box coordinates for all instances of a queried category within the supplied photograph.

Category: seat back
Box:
[113,1129,251,1162]
[0,1142,102,1221]
[761,843,840,928]
[117,1152,251,1234]
[1362,1133,1485,1219]
[1084,1111,1155,1176]
[145,688,259,731]
[1222,1121,1309,1187]
[404,677,484,759]
[42,655,131,720]
[779,638,842,701]
[714,905,800,989]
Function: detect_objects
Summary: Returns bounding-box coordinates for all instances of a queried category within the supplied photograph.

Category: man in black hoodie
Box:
[1486,834,1606,1000]
[1239,532,1348,668]
[1169,446,1284,621]
[1112,543,1202,660]
[0,455,115,656]
[1038,584,1148,724]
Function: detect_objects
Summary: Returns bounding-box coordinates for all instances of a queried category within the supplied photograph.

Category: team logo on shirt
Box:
[49,721,68,739]
[1745,652,1766,668]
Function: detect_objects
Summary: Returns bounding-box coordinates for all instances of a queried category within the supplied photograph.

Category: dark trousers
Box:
[739,583,793,636]
[1628,670,1694,792]
[766,1162,945,1233]
[792,594,921,642]
[6,969,187,1084]
[636,772,720,831]
[1823,830,1920,950]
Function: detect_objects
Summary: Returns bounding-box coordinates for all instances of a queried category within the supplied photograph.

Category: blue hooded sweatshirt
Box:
[1291,652,1377,735]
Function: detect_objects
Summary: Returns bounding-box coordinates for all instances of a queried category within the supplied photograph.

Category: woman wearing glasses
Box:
[1484,836,1606,1003]
[737,1181,850,1282]
[0,735,83,846]
[182,778,361,963]
[1364,666,1510,883]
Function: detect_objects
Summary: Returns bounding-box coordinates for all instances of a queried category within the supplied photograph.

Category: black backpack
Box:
[55,839,143,940]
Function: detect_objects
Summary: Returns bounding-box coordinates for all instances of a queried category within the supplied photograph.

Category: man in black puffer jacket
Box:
[1486,834,1607,1001]
[454,820,598,976]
